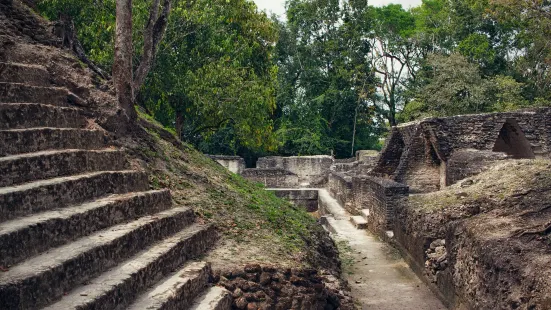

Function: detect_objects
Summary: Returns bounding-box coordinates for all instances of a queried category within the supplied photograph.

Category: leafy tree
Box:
[370,4,419,126]
[274,0,381,158]
[142,0,279,153]
[39,0,172,120]
[401,53,527,120]
[490,0,551,102]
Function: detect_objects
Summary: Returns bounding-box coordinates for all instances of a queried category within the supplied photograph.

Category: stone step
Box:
[0,170,149,223]
[43,224,217,310]
[0,62,50,86]
[0,189,172,267]
[350,216,368,230]
[360,209,370,221]
[0,103,87,130]
[189,286,233,310]
[0,82,70,105]
[0,127,107,157]
[0,207,198,310]
[127,261,211,310]
[0,148,128,187]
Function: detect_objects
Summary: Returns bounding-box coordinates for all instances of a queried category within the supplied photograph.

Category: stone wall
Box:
[371,128,406,177]
[371,109,551,193]
[420,109,551,159]
[354,176,409,233]
[392,125,443,193]
[355,150,379,162]
[257,156,333,187]
[330,162,359,173]
[445,149,510,186]
[214,265,354,310]
[241,169,299,188]
[327,172,355,214]
[209,155,246,174]
[269,189,319,212]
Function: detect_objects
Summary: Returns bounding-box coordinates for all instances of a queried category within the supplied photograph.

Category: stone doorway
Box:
[492,119,535,159]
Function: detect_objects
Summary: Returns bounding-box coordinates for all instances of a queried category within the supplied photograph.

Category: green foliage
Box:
[274,0,382,158]
[36,0,551,154]
[401,53,527,120]
[142,0,279,154]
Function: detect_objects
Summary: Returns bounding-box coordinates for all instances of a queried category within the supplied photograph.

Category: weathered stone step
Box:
[0,170,148,222]
[43,224,217,310]
[0,103,86,130]
[189,286,233,310]
[350,216,368,230]
[0,148,127,187]
[0,62,50,86]
[0,207,197,310]
[0,82,71,105]
[360,209,370,221]
[0,127,107,157]
[0,189,172,267]
[127,261,211,310]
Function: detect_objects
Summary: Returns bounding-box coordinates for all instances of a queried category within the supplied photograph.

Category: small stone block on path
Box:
[350,216,368,229]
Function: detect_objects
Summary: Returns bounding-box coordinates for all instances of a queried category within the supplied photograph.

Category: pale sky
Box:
[253,0,423,18]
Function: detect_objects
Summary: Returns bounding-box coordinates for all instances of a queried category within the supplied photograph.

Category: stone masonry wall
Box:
[371,128,405,177]
[327,172,355,214]
[241,169,299,188]
[214,264,354,310]
[393,126,443,193]
[269,189,319,212]
[354,176,409,233]
[371,109,551,193]
[446,149,510,186]
[257,156,333,187]
[419,109,551,160]
[209,155,246,174]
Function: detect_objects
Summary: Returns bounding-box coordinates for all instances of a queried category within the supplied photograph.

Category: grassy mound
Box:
[124,111,339,270]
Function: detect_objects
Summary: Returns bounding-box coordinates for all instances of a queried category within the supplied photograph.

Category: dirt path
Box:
[319,189,446,310]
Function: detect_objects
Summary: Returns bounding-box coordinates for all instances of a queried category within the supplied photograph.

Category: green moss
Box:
[135,112,320,263]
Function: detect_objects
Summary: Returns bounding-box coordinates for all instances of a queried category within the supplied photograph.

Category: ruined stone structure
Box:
[208,155,246,174]
[257,155,334,187]
[268,189,319,212]
[241,168,300,188]
[0,1,230,308]
[373,110,551,193]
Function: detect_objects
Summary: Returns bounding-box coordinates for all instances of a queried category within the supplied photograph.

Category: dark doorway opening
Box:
[492,119,535,159]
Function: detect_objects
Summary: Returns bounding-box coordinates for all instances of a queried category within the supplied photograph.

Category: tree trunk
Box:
[113,0,137,121]
[133,0,172,94]
[351,105,358,157]
[175,110,184,140]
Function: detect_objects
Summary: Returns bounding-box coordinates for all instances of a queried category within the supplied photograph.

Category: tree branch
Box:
[133,0,172,94]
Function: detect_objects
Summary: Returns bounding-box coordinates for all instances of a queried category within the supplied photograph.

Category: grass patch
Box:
[131,114,322,266]
[409,159,551,212]
[336,239,355,275]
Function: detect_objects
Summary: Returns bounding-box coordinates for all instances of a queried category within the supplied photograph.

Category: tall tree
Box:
[402,53,527,120]
[275,0,380,157]
[490,0,551,102]
[39,0,173,121]
[113,0,134,119]
[141,0,279,153]
[370,4,419,126]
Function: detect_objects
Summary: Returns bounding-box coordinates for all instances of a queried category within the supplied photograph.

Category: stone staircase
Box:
[0,58,230,309]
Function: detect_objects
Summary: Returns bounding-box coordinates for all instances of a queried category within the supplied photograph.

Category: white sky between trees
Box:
[253,0,423,18]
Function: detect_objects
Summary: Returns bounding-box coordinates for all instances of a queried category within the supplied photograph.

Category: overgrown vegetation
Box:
[409,160,551,211]
[132,113,325,265]
[37,0,551,160]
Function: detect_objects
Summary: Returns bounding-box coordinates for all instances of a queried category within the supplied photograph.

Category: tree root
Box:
[519,205,551,218]
[512,221,551,238]
[53,15,108,80]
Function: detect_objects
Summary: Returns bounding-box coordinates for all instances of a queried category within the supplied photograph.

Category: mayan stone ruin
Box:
[3,0,551,309]
[222,108,551,309]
